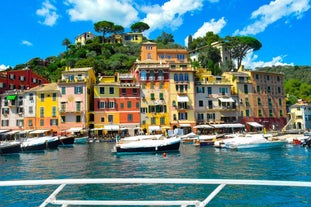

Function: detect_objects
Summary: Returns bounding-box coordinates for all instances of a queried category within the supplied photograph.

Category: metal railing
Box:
[1,178,311,206]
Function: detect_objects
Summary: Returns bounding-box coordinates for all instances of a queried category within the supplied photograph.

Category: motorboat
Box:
[0,141,21,155]
[180,132,199,144]
[215,133,287,150]
[112,134,181,154]
[57,136,75,146]
[20,130,59,152]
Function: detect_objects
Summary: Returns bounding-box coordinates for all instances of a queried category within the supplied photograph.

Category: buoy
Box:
[163,152,167,158]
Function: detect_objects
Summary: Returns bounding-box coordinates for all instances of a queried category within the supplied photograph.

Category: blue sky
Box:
[0,0,310,70]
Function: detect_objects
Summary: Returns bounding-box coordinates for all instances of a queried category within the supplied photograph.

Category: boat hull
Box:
[58,136,75,146]
[74,136,88,144]
[228,141,287,150]
[115,141,180,154]
[0,142,21,155]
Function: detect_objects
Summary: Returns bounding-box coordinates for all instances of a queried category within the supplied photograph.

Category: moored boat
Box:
[0,141,21,155]
[57,136,75,146]
[112,134,181,154]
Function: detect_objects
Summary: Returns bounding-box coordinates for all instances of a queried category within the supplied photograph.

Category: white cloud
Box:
[65,0,139,27]
[36,0,59,26]
[21,40,33,46]
[142,0,204,35]
[242,52,294,69]
[184,17,226,46]
[235,0,310,35]
[0,64,9,71]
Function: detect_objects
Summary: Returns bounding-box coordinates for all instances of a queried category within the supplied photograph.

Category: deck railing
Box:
[1,178,311,206]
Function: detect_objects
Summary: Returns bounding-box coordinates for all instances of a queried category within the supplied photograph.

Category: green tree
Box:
[156,32,174,44]
[198,46,221,74]
[130,22,150,33]
[62,38,71,50]
[224,36,262,70]
[113,25,124,34]
[94,20,114,42]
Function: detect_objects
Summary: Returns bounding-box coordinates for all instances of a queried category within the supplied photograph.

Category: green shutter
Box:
[6,95,17,100]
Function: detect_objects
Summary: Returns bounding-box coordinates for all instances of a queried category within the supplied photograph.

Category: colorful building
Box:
[25,83,59,133]
[75,32,96,45]
[93,73,140,137]
[57,67,96,132]
[283,100,311,132]
[223,66,287,131]
[194,69,238,125]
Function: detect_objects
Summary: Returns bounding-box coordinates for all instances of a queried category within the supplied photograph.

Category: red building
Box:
[0,68,49,93]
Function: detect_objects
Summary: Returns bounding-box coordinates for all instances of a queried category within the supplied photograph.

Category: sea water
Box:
[1,143,311,206]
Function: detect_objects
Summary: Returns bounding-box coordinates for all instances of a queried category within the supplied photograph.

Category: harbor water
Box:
[1,142,311,206]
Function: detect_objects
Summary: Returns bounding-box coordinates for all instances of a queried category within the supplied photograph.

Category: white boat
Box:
[214,133,286,150]
[180,132,199,144]
[112,134,181,154]
[20,130,59,152]
[0,141,21,154]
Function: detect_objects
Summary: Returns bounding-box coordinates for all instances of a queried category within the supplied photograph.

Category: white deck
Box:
[1,178,311,206]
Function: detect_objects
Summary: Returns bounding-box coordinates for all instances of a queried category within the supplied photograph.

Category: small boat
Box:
[217,133,287,150]
[57,136,75,146]
[74,136,88,144]
[20,130,59,152]
[112,134,181,154]
[0,141,21,155]
[180,132,199,144]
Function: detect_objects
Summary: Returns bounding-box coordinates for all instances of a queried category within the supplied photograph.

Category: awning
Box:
[29,129,49,134]
[6,95,17,100]
[0,129,9,134]
[211,123,245,128]
[218,97,235,103]
[67,127,83,133]
[179,124,191,127]
[104,125,119,131]
[177,95,189,102]
[193,125,213,129]
[247,122,263,128]
[2,130,20,135]
[148,125,161,131]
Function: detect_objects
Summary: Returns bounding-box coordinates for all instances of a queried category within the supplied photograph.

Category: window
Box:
[40,119,44,126]
[28,120,33,126]
[278,87,281,94]
[127,101,132,108]
[52,93,57,101]
[258,98,262,106]
[177,54,185,60]
[280,110,283,117]
[160,117,165,125]
[101,117,105,122]
[61,87,66,95]
[199,100,203,107]
[246,109,250,117]
[74,86,83,94]
[61,116,66,123]
[279,98,282,106]
[108,115,113,123]
[136,102,139,109]
[174,74,178,81]
[159,93,164,100]
[98,101,106,109]
[178,112,188,120]
[76,115,81,122]
[147,53,151,59]
[267,86,271,93]
[40,94,44,102]
[269,109,273,117]
[52,106,57,117]
[1,120,9,127]
[109,87,114,94]
[133,88,137,95]
[121,88,126,95]
[40,107,44,118]
[258,110,262,117]
[120,103,124,109]
[108,101,115,109]
[151,117,156,125]
[29,106,33,114]
[140,71,147,81]
[16,120,24,127]
[151,93,155,100]
[76,101,81,111]
[255,74,259,79]
[50,119,58,126]
[128,114,133,122]
[100,87,105,94]
[257,86,260,93]
[61,102,66,111]
[268,98,272,107]
[245,98,250,106]
[244,84,248,94]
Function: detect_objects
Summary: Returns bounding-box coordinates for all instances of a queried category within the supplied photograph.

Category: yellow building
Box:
[223,66,287,131]
[75,32,96,45]
[133,42,196,134]
[26,83,59,133]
